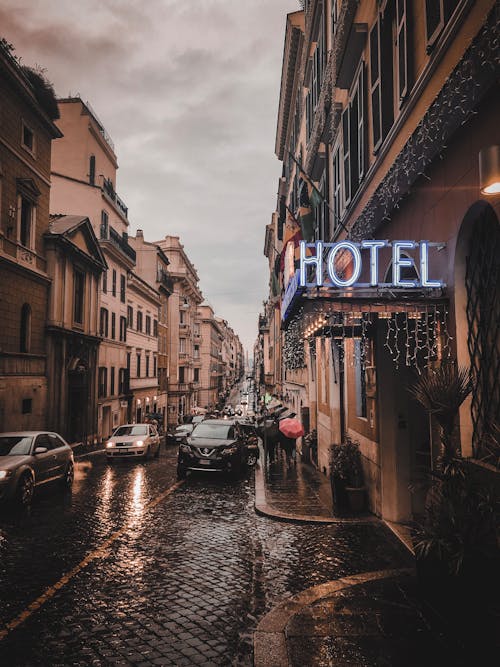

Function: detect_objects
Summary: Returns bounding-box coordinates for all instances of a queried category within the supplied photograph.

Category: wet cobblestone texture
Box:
[287,574,465,667]
[0,447,412,665]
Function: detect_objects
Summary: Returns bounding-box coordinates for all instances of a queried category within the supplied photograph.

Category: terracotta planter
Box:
[345,486,366,513]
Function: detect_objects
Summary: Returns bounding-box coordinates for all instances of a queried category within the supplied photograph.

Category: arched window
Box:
[20,303,31,353]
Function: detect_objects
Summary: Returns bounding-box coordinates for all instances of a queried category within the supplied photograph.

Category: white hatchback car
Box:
[106,424,161,460]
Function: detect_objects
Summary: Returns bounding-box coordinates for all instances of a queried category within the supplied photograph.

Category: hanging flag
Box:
[298,178,315,242]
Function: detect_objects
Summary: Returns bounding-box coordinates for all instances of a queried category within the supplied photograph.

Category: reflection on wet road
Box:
[0,446,411,665]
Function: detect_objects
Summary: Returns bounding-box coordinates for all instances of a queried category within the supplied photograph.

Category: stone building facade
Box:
[0,42,61,432]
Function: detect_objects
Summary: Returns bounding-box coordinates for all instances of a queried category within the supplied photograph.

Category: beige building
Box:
[45,215,106,443]
[197,304,223,410]
[216,317,243,395]
[129,229,173,427]
[154,236,203,427]
[50,97,137,439]
[126,271,160,424]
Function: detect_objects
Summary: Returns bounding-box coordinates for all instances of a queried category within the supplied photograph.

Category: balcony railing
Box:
[102,177,128,219]
[100,224,136,262]
[0,235,47,272]
[168,382,194,394]
[157,267,174,292]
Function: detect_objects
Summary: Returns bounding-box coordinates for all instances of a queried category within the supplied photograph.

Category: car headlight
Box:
[222,446,238,456]
[0,470,13,479]
[136,440,144,446]
[179,443,191,453]
[106,441,115,448]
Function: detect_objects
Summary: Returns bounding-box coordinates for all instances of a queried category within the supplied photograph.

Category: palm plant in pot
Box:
[330,437,365,514]
[409,362,499,632]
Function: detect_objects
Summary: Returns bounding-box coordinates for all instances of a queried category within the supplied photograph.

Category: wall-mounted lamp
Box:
[479,145,500,195]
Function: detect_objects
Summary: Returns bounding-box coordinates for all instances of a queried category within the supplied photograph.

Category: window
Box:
[179,309,186,324]
[153,319,158,337]
[331,0,338,36]
[342,108,351,206]
[112,269,117,297]
[19,303,31,353]
[146,355,150,377]
[120,274,126,303]
[332,142,342,229]
[21,398,32,414]
[74,269,85,325]
[194,345,199,359]
[194,368,200,383]
[110,367,115,396]
[100,307,109,337]
[119,316,127,342]
[48,434,65,449]
[350,64,366,191]
[396,0,409,103]
[100,210,109,239]
[153,356,157,377]
[425,0,459,51]
[179,338,186,354]
[179,366,185,383]
[118,368,127,394]
[89,155,96,186]
[136,353,141,378]
[127,305,133,328]
[19,196,34,248]
[145,315,151,336]
[111,312,116,339]
[369,19,382,151]
[98,367,108,398]
[137,311,143,332]
[21,121,34,154]
[102,270,107,294]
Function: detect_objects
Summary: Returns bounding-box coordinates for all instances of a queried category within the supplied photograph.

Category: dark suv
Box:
[176,419,259,479]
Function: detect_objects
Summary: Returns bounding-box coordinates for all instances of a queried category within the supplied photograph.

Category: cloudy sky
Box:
[2,0,298,354]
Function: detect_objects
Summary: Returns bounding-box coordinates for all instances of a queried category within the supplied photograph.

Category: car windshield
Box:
[176,425,192,432]
[0,436,33,456]
[113,425,148,436]
[191,423,231,439]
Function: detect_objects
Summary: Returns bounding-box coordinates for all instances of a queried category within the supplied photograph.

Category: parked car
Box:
[0,431,74,507]
[191,415,205,426]
[106,424,161,460]
[177,419,258,479]
[167,423,195,445]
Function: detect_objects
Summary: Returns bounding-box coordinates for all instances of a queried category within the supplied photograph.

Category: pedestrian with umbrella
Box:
[278,417,304,467]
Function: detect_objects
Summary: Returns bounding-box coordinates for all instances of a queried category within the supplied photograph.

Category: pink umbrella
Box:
[278,418,304,439]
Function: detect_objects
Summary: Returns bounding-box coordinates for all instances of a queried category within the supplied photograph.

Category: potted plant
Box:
[330,437,366,514]
[409,362,499,636]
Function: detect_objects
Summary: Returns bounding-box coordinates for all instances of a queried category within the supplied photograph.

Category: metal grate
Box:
[465,208,500,463]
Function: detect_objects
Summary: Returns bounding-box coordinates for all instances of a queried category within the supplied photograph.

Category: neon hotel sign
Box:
[299,240,444,289]
[281,240,444,320]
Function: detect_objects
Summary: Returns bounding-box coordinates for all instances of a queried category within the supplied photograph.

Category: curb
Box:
[253,568,414,667]
[74,449,106,461]
[254,462,377,525]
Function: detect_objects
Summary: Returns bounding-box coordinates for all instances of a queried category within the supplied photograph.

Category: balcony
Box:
[102,177,128,219]
[157,267,174,293]
[168,382,194,395]
[0,235,47,273]
[100,224,136,263]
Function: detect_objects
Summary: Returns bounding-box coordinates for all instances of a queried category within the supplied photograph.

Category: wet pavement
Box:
[0,444,412,666]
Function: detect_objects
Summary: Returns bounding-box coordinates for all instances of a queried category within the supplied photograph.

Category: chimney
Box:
[136,229,144,238]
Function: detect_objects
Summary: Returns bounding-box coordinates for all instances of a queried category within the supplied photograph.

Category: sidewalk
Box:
[253,445,472,666]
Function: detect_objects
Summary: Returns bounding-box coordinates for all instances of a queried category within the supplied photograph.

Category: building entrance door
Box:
[68,369,88,443]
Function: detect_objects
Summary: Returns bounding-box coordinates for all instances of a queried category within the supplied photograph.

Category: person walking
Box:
[279,431,296,467]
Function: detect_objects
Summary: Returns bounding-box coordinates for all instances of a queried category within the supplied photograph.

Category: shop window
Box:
[20,303,31,353]
[74,269,85,325]
[354,340,367,419]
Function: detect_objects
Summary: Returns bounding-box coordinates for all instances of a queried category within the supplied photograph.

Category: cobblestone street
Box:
[0,446,412,666]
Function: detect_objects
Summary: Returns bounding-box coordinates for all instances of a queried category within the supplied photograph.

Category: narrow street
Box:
[0,445,411,666]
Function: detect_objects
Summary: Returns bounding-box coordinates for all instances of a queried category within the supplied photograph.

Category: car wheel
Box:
[61,461,74,488]
[246,452,258,467]
[16,473,34,508]
[176,465,187,480]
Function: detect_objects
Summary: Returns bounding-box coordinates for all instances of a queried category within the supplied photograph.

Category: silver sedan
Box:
[0,431,74,507]
[105,423,161,459]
